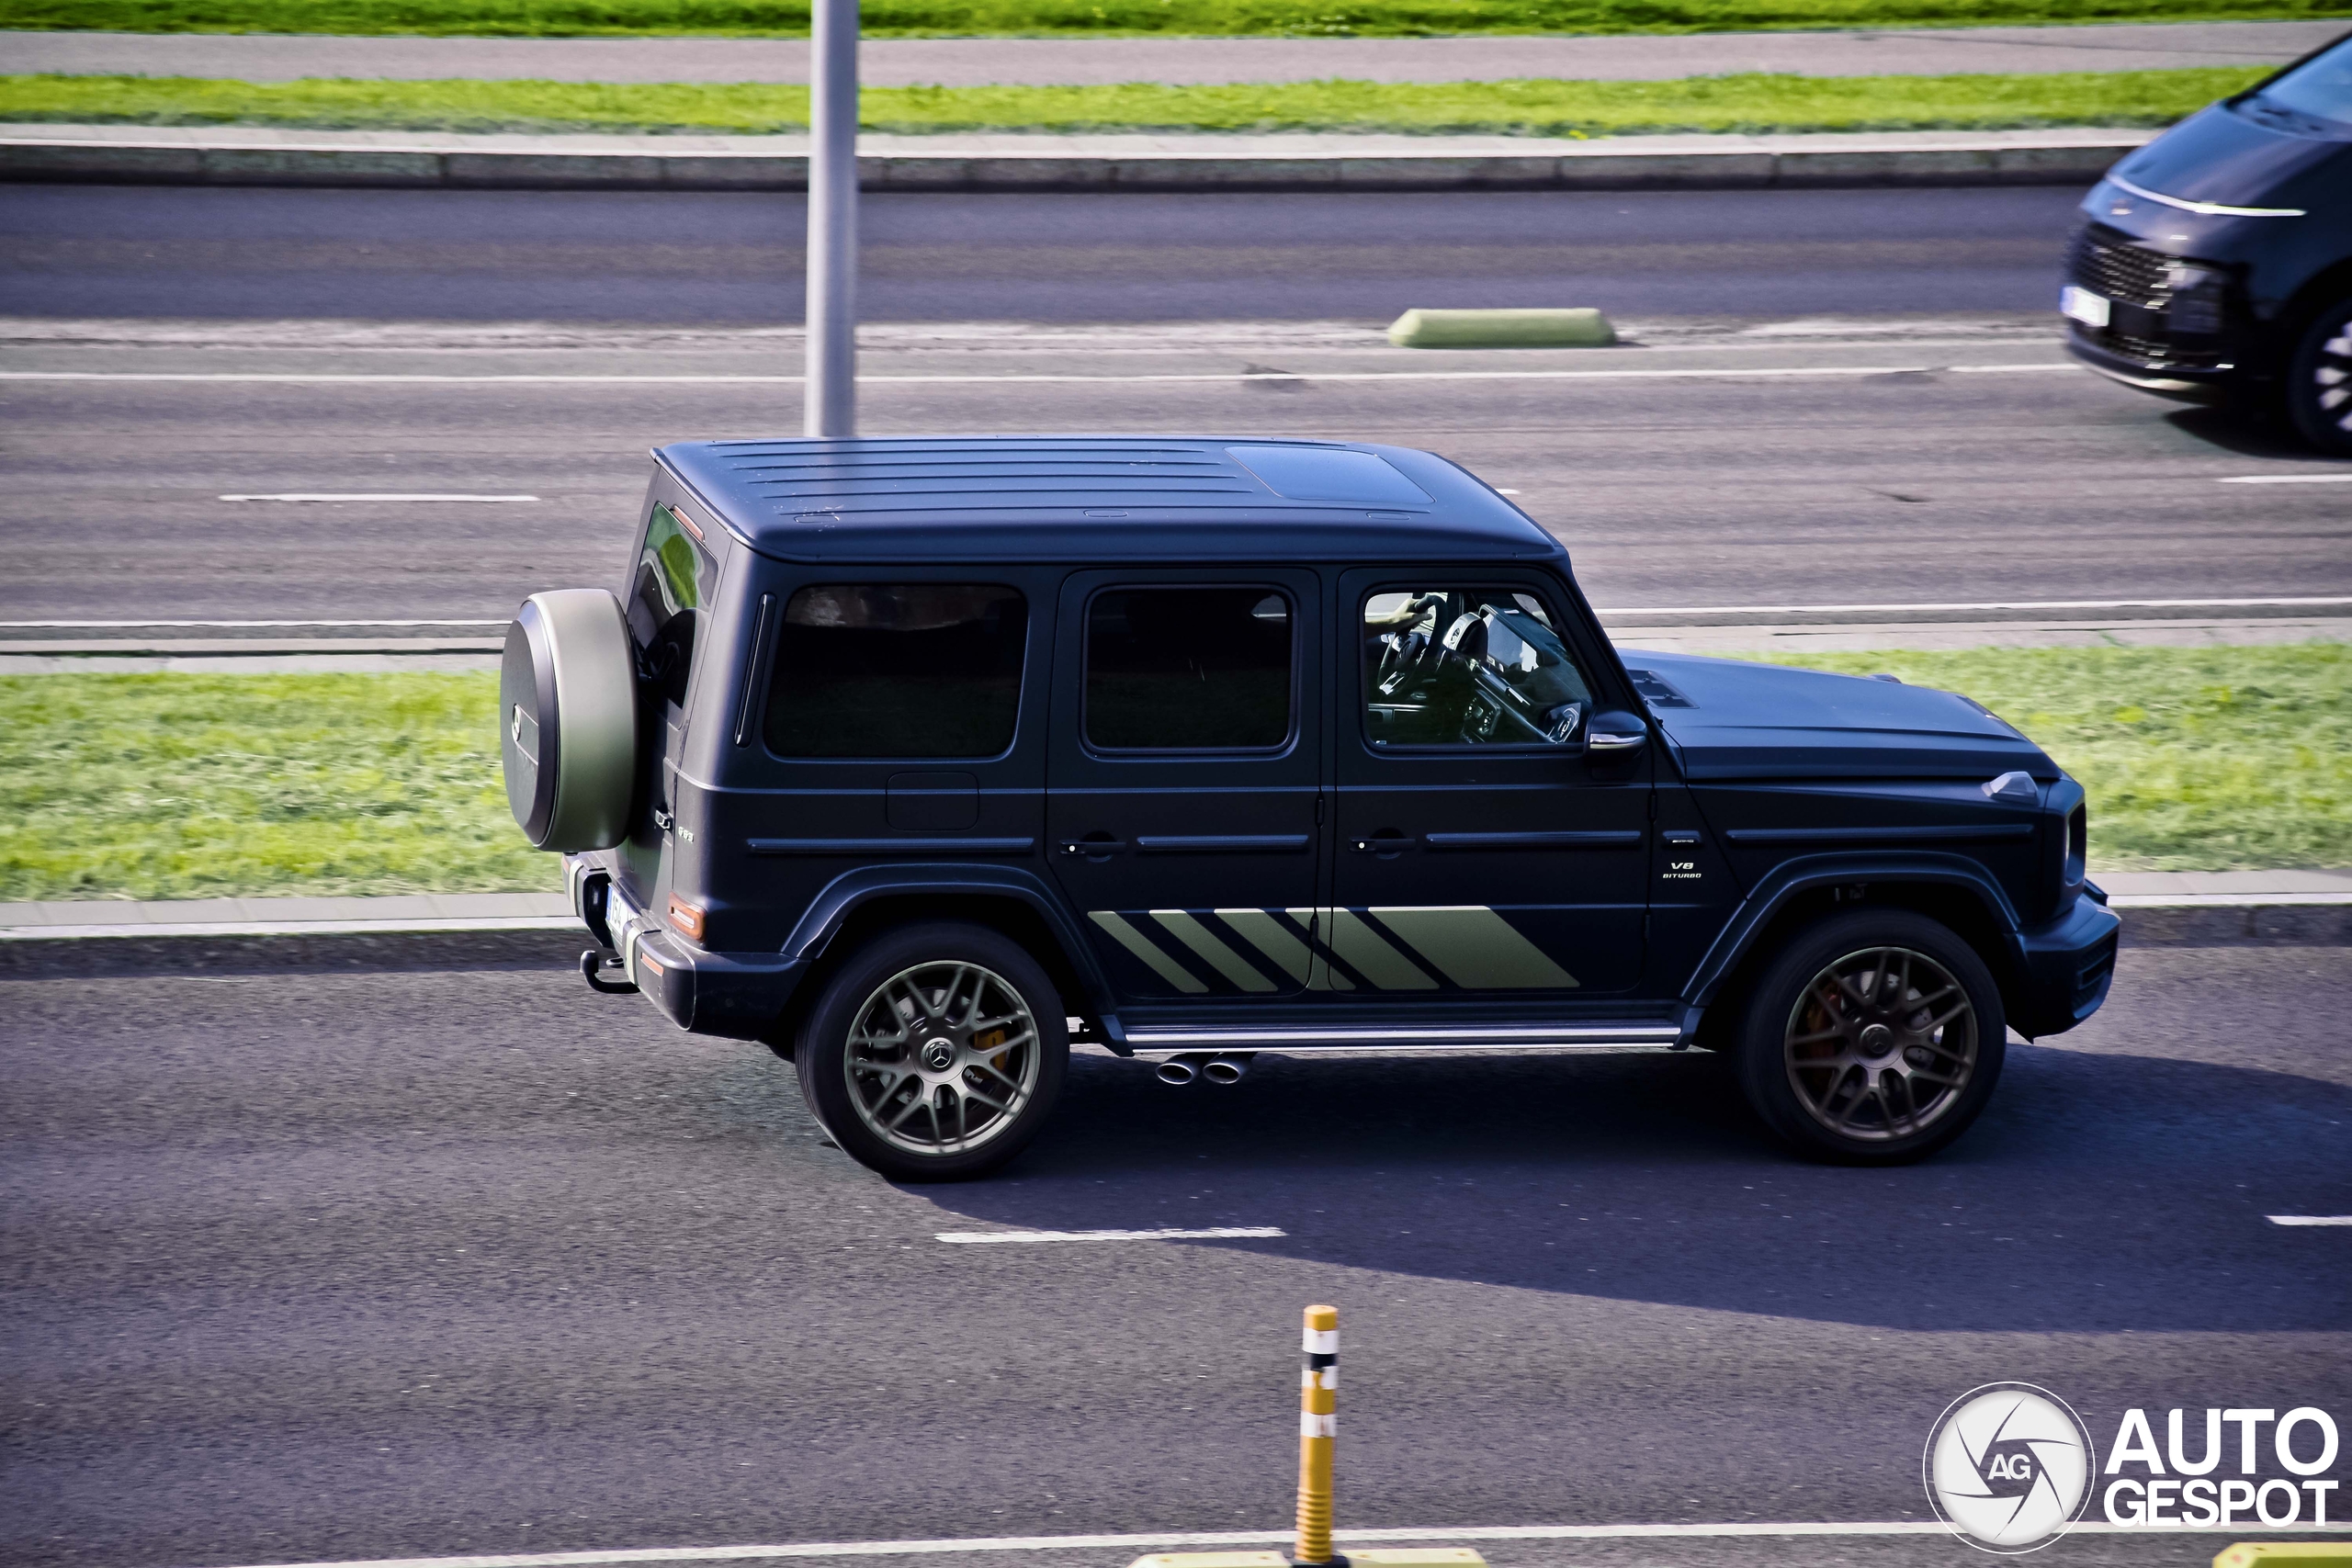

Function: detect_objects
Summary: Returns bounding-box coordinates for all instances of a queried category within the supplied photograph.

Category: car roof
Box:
[654,436,1565,564]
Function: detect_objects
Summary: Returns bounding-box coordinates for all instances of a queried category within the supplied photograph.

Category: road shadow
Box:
[2162,401,2346,463]
[919,1044,2352,1335]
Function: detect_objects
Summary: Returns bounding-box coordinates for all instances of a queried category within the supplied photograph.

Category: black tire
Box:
[795,922,1068,1181]
[1734,909,2006,1166]
[2284,297,2352,457]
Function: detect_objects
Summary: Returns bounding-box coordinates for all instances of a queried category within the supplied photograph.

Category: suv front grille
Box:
[2064,223,2233,372]
[2067,228,2171,309]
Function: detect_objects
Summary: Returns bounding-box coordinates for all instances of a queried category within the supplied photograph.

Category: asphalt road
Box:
[1,184,2092,323]
[3,942,2346,1568]
[4,182,2347,621]
[6,19,2341,84]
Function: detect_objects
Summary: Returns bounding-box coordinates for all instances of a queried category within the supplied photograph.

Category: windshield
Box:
[2240,36,2352,136]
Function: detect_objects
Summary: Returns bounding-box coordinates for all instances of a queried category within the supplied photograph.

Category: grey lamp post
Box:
[804,0,858,437]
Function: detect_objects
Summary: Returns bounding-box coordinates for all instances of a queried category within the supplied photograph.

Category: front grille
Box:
[2067,228,2170,309]
[2064,223,2234,372]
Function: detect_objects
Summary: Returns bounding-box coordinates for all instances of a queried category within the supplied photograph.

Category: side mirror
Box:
[1584,710,1649,761]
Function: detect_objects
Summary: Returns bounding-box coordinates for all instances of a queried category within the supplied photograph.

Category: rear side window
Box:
[1085,586,1293,751]
[766,584,1028,759]
[628,502,717,708]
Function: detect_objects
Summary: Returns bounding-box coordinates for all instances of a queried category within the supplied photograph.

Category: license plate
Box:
[2061,285,2111,328]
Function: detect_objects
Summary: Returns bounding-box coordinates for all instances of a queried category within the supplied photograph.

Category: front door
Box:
[1046,570,1325,1002]
[1327,570,1650,998]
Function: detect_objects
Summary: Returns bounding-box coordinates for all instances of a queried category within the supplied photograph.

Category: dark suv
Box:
[2062,30,2352,452]
[502,436,2120,1179]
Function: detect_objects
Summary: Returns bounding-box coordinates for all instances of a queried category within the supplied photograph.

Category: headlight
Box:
[2165,262,2228,334]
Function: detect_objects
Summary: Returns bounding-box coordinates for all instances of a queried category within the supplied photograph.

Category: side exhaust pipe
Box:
[1155,1056,1200,1086]
[1201,1053,1254,1085]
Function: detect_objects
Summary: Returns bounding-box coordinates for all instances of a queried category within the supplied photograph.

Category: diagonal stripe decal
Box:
[1152,910,1278,993]
[1214,908,1314,986]
[1089,910,1207,994]
[1289,907,1355,990]
[1370,906,1579,989]
[1324,909,1439,990]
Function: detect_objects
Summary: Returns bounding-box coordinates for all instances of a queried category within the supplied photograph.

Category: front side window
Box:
[1363,587,1593,747]
[628,502,717,707]
[1085,586,1293,751]
[766,584,1028,759]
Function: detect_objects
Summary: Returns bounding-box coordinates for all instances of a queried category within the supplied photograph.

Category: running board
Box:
[1119,1023,1686,1059]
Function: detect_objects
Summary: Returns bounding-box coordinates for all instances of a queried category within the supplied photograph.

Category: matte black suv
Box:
[2062,31,2352,452]
[502,437,2120,1180]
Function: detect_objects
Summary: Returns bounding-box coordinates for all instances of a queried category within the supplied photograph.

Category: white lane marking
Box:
[2218,474,2352,485]
[0,363,2074,387]
[0,619,508,627]
[1593,596,2352,615]
[177,1518,2352,1568]
[935,1226,1283,1244]
[220,492,540,502]
[2268,1215,2352,1225]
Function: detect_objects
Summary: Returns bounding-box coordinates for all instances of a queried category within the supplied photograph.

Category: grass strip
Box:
[1753,644,2351,873]
[0,65,2270,136]
[3,0,2345,39]
[0,672,551,903]
[3,646,2344,903]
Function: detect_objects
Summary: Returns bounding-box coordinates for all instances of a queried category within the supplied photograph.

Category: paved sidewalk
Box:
[6,19,2341,85]
[5,874,2347,940]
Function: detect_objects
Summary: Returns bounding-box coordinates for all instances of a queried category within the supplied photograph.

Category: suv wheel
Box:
[796,923,1068,1181]
[2285,298,2352,457]
[1734,909,2005,1165]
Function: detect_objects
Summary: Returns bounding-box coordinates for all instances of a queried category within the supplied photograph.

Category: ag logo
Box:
[1924,1382,2098,1553]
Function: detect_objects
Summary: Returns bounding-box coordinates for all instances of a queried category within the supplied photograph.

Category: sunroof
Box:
[1226,446,1432,507]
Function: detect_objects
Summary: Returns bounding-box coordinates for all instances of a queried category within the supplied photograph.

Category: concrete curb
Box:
[1,897,2343,980]
[0,134,2140,192]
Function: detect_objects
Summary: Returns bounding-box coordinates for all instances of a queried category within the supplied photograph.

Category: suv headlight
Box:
[2165,262,2228,335]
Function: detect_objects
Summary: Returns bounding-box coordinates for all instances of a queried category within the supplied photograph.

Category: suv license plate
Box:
[2060,286,2111,328]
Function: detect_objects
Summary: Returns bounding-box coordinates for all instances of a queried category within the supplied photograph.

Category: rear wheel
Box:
[1735,909,2005,1165]
[2284,297,2352,457]
[796,922,1068,1181]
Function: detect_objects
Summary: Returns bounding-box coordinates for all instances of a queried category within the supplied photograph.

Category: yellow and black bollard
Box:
[1126,1305,1484,1568]
[1295,1303,1341,1565]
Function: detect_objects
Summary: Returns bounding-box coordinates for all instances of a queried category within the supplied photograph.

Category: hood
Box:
[1622,652,2055,783]
[2109,101,2351,213]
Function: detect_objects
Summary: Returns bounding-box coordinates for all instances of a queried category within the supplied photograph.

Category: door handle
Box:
[1059,836,1128,861]
[1350,831,1417,858]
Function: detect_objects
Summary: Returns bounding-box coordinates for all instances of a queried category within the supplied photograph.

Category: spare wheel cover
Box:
[500,589,637,851]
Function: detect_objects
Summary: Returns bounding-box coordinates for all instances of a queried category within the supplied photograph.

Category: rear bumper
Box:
[565,854,808,1041]
[2009,890,2121,1039]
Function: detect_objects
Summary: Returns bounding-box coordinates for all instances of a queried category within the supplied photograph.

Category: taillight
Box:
[666,896,706,943]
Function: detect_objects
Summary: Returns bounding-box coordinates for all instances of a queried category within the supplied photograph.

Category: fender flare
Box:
[1680,852,2028,1011]
[783,863,1120,1038]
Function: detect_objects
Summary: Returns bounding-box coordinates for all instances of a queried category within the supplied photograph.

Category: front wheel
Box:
[1734,909,2005,1165]
[796,922,1068,1181]
[2284,298,2352,457]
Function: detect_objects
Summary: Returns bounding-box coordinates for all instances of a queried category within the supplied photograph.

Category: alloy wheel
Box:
[843,961,1042,1156]
[1782,945,1979,1143]
[2307,321,2352,440]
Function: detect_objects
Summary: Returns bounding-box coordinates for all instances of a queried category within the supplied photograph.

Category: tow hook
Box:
[581,948,637,994]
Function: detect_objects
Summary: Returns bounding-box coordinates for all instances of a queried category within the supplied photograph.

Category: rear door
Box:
[1045,570,1325,1001]
[1327,570,1650,998]
[619,499,720,910]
